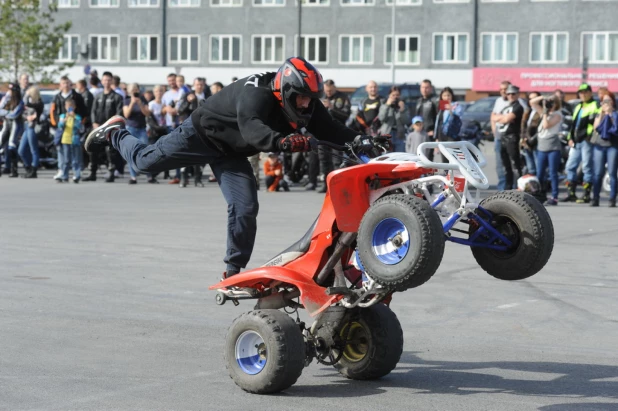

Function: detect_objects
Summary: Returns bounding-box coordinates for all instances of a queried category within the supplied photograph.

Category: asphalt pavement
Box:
[1,144,618,411]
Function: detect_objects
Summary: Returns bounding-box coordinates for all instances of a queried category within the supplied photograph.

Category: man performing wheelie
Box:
[85,57,373,278]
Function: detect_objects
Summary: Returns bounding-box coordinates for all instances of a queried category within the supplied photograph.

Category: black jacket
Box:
[190,72,357,156]
[415,96,438,135]
[23,96,44,128]
[80,89,94,126]
[50,90,87,128]
[91,91,124,125]
[177,92,207,122]
[325,90,351,124]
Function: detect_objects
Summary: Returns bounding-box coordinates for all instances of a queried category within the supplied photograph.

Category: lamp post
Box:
[298,0,303,57]
[390,0,396,83]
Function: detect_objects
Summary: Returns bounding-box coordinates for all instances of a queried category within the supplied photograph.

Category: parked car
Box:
[461,96,498,141]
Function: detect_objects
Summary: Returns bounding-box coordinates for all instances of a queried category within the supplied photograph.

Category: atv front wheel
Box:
[471,190,554,280]
[334,304,403,380]
[225,309,305,394]
[357,194,445,291]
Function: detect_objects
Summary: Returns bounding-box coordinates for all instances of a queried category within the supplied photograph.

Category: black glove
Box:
[352,135,381,158]
[278,134,312,153]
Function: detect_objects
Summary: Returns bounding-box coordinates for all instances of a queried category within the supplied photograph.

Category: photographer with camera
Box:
[378,86,409,152]
[162,73,182,184]
[122,83,152,185]
[591,91,618,207]
[529,94,564,206]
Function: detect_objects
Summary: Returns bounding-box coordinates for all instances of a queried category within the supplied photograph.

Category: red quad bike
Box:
[210,139,554,394]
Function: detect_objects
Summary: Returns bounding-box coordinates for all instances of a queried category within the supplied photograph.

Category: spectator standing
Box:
[123,83,152,185]
[263,152,289,192]
[89,76,102,97]
[491,81,511,190]
[18,86,44,179]
[210,82,224,96]
[88,71,124,182]
[554,89,572,115]
[143,89,154,103]
[493,84,525,190]
[162,73,182,184]
[57,98,84,183]
[406,116,430,156]
[49,76,87,181]
[563,83,600,203]
[76,79,94,168]
[433,87,463,162]
[112,75,126,98]
[529,94,564,206]
[0,83,24,178]
[415,80,438,137]
[307,79,352,193]
[19,74,31,98]
[177,77,208,187]
[353,80,382,135]
[591,91,618,207]
[176,75,191,97]
[379,86,409,152]
[521,91,542,176]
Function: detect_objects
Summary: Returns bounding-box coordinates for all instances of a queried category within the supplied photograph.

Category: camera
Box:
[133,92,140,98]
[391,98,400,108]
[169,100,175,109]
[543,97,554,110]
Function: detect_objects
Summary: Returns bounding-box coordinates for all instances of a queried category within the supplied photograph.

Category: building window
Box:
[210,35,241,63]
[433,33,468,63]
[211,0,241,4]
[169,0,199,6]
[341,0,374,5]
[90,0,118,6]
[252,35,284,63]
[253,0,284,5]
[301,0,328,4]
[58,35,79,61]
[582,32,618,63]
[481,33,517,63]
[298,35,328,64]
[57,0,79,7]
[168,35,199,62]
[339,35,373,64]
[129,35,158,62]
[530,32,568,63]
[385,35,420,65]
[385,0,421,4]
[89,35,119,62]
[129,0,159,6]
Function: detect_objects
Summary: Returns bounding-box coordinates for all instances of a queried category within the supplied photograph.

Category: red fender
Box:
[209,266,340,317]
[327,162,430,232]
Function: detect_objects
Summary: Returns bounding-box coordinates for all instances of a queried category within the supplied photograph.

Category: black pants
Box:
[308,146,335,186]
[111,117,259,273]
[500,135,522,189]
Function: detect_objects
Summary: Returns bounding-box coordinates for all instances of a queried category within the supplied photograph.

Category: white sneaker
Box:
[53,171,62,180]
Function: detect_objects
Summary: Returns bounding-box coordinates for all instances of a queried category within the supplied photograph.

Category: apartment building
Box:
[53,0,618,92]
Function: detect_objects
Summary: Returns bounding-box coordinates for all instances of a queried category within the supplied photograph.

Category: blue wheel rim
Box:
[371,218,410,265]
[235,330,267,375]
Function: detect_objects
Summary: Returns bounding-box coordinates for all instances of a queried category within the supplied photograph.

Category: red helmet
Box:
[272,57,324,129]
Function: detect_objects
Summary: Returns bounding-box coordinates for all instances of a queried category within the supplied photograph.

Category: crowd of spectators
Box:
[0,71,616,207]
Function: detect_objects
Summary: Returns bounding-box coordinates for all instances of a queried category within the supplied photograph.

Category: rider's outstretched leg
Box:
[86,116,221,174]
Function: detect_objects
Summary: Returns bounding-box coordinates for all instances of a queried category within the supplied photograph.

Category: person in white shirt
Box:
[161,73,182,183]
[491,81,510,190]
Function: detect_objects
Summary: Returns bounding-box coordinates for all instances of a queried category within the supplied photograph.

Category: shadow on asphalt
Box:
[282,352,618,401]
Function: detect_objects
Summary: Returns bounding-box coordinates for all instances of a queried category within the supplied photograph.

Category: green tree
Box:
[0,0,72,82]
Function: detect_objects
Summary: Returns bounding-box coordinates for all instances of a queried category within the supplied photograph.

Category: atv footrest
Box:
[325,287,356,297]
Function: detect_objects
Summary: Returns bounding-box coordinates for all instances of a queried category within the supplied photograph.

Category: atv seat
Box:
[262,216,319,267]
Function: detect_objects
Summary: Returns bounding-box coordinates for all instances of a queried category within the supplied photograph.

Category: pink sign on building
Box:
[473,68,618,92]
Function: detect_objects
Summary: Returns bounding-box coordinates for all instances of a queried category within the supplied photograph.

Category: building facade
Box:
[52,0,618,93]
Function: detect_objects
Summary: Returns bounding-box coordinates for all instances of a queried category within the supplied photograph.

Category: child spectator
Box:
[57,99,84,183]
[406,116,430,156]
[263,152,289,192]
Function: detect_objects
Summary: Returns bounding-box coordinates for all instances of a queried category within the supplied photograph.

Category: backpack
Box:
[443,112,462,140]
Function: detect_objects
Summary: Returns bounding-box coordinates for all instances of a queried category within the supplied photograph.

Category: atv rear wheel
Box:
[225,309,305,394]
[471,190,554,280]
[357,194,445,291]
[334,304,403,380]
